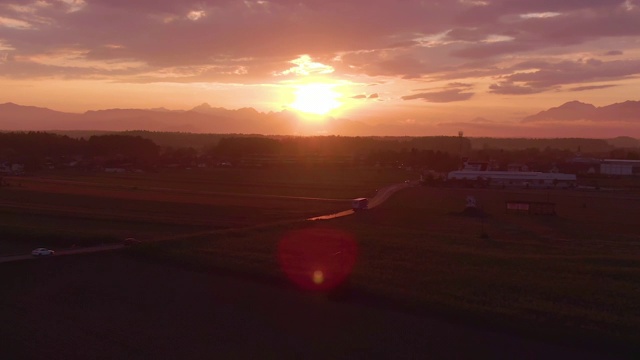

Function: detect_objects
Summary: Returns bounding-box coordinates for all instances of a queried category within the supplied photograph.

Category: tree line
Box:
[1,132,639,173]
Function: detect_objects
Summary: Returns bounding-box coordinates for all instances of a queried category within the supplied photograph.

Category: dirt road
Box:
[308,181,413,221]
[0,244,123,264]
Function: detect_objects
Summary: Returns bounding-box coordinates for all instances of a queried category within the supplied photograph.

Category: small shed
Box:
[506,201,555,215]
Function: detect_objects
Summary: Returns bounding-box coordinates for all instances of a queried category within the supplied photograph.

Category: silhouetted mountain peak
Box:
[562,100,593,107]
[0,102,71,117]
[190,104,263,120]
[601,100,640,110]
[470,117,492,123]
[235,107,260,116]
[1,102,52,111]
[190,103,232,115]
[551,101,596,112]
[84,108,154,117]
[192,103,213,111]
[607,136,640,148]
[523,99,640,123]
[148,107,179,112]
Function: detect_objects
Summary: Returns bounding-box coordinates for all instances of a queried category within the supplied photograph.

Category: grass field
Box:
[0,167,410,252]
[22,167,411,198]
[131,185,640,351]
[2,168,639,352]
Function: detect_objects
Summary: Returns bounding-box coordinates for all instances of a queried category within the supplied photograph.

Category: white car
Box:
[31,248,55,256]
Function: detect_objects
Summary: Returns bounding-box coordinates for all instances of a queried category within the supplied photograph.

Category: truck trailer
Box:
[352,198,369,211]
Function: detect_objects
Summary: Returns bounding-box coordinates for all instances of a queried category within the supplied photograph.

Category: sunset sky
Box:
[0,0,639,137]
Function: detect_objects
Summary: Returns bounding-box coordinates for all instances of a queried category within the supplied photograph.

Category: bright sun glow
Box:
[290,84,341,115]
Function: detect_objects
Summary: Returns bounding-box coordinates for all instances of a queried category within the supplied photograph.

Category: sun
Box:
[290,83,341,115]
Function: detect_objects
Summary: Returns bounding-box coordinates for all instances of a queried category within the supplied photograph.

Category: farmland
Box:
[1,167,639,356]
[131,184,640,354]
[0,167,410,252]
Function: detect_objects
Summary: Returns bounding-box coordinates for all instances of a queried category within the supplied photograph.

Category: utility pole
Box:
[458,130,464,169]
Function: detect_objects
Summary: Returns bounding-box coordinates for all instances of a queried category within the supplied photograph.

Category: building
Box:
[0,163,25,175]
[507,163,529,172]
[448,165,577,188]
[506,201,556,215]
[566,156,601,174]
[600,159,640,176]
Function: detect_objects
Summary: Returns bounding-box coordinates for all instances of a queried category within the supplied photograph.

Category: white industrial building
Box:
[0,163,25,175]
[600,159,640,176]
[447,169,577,188]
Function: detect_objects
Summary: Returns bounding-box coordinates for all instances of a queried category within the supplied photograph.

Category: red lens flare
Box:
[278,228,358,291]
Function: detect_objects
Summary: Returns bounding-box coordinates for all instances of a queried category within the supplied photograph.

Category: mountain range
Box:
[1,100,639,136]
[522,100,640,123]
[0,102,376,135]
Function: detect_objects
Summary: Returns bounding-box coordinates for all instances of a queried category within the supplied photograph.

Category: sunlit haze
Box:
[1,0,639,136]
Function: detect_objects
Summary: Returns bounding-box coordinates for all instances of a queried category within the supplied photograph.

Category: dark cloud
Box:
[351,93,379,100]
[365,54,433,79]
[456,0,628,26]
[402,89,474,103]
[0,52,143,79]
[451,40,533,59]
[452,1,640,61]
[445,28,487,42]
[487,58,640,94]
[447,82,473,89]
[604,50,624,56]
[488,82,550,95]
[0,0,637,88]
[505,59,640,88]
[0,0,462,81]
[414,82,476,92]
[568,84,617,92]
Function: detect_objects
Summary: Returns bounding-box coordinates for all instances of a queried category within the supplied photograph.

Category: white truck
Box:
[351,198,369,211]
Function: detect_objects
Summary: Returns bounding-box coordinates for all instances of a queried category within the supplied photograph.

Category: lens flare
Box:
[278,228,357,291]
[312,270,324,285]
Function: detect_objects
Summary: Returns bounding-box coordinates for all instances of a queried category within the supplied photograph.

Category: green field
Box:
[131,185,640,349]
[28,167,411,198]
[0,167,410,252]
[2,168,639,350]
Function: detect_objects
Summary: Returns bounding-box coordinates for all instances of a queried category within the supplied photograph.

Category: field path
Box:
[0,244,123,264]
[308,181,414,221]
[0,180,414,260]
